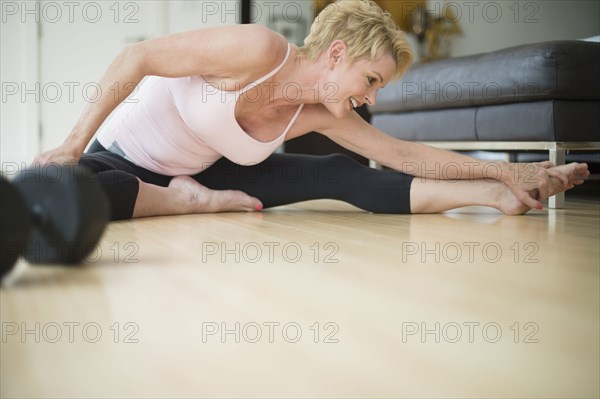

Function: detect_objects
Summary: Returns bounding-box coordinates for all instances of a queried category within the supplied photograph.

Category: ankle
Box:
[486,182,505,211]
[169,185,197,214]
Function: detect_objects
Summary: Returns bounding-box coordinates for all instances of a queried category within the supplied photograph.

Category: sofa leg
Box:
[501,152,517,163]
[549,149,566,209]
[369,160,383,170]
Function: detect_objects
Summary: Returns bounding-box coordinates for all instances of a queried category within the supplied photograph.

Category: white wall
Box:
[38,2,159,154]
[251,0,314,45]
[165,0,241,33]
[0,6,39,171]
[430,0,600,57]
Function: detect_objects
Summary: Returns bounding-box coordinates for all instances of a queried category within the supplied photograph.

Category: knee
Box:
[79,153,110,175]
[78,155,97,172]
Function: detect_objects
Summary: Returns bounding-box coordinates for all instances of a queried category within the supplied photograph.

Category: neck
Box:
[267,47,327,108]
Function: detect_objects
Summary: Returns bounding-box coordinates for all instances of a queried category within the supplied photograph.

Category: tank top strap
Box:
[239,43,291,95]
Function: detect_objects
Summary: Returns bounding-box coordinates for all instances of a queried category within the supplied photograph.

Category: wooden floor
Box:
[1,192,599,398]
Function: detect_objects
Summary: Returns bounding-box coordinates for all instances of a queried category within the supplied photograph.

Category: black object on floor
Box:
[0,165,110,278]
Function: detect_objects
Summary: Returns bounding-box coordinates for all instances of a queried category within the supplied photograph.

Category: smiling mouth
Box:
[349,97,358,109]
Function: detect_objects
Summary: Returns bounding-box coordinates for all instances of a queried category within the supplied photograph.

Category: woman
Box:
[33,0,588,220]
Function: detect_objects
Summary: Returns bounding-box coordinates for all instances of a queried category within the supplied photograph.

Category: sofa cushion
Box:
[370,41,600,113]
[476,100,600,141]
[370,100,600,142]
[369,108,477,141]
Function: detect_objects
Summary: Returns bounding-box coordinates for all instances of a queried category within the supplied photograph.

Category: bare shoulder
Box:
[225,24,288,65]
[133,24,289,78]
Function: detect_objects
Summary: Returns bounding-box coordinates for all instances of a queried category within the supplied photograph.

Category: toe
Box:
[232,191,262,212]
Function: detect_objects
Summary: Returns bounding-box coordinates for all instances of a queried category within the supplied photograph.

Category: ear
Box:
[327,40,348,69]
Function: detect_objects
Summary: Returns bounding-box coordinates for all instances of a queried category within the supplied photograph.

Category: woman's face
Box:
[322,41,397,118]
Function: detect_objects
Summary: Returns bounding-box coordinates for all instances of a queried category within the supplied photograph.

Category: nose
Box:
[364,93,377,106]
[364,87,378,106]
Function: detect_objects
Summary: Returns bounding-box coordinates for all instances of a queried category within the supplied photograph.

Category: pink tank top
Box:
[97,43,303,176]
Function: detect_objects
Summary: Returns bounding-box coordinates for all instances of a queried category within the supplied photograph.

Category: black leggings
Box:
[79,140,414,220]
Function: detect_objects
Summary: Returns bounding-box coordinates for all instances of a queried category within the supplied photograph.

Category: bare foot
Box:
[495,162,589,215]
[543,162,589,199]
[168,176,262,213]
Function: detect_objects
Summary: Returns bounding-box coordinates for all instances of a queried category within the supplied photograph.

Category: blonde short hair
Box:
[298,0,414,80]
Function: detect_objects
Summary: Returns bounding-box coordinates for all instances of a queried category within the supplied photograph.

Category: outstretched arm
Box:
[317,110,571,210]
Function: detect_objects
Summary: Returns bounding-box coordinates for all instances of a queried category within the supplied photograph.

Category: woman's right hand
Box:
[32,144,82,166]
